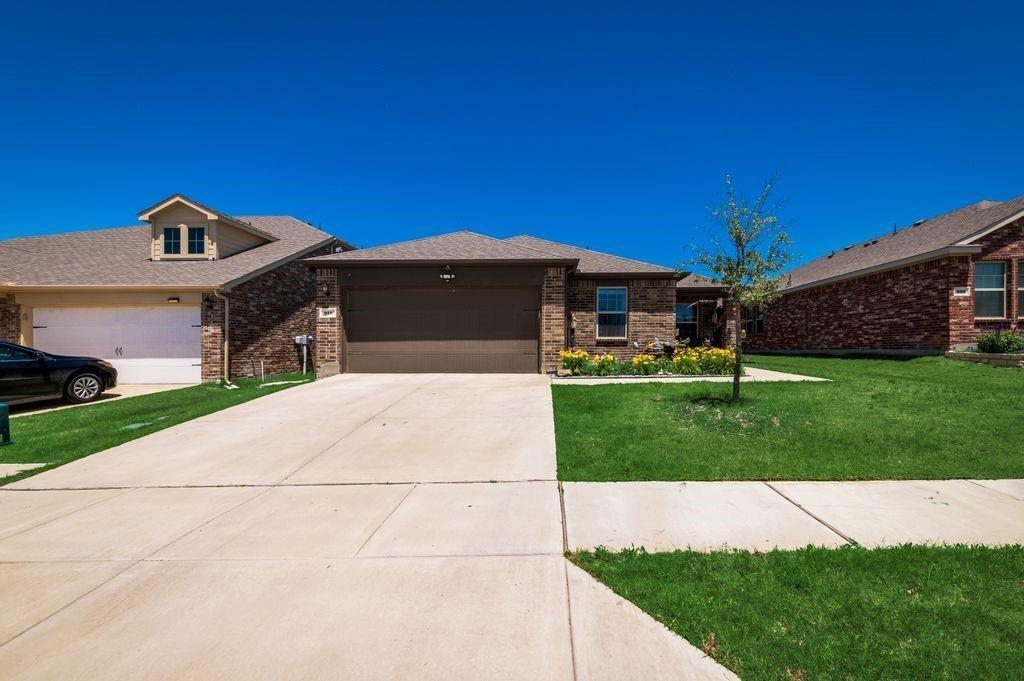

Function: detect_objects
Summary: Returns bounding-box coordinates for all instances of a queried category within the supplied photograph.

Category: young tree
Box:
[691,173,792,403]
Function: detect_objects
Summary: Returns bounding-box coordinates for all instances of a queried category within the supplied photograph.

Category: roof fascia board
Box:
[955,209,1024,245]
[783,245,982,295]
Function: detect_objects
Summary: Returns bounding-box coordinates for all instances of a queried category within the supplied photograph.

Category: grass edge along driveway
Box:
[552,355,1024,481]
[0,373,311,485]
[572,544,1024,680]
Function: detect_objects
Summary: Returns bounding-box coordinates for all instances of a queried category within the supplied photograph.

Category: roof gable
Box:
[785,195,1024,291]
[138,193,277,243]
[306,230,577,265]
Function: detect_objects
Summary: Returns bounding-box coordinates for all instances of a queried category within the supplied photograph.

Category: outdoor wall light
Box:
[167,296,181,304]
[440,265,455,283]
[320,282,331,296]
[203,295,214,311]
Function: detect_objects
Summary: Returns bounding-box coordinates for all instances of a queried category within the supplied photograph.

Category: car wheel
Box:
[66,373,104,404]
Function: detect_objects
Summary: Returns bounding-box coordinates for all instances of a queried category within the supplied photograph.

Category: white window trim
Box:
[1018,261,1024,320]
[974,260,1007,320]
[160,223,208,259]
[596,286,628,340]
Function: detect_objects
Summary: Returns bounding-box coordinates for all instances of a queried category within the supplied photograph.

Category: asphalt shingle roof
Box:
[306,231,576,265]
[504,235,676,275]
[786,196,1024,290]
[676,273,721,289]
[0,216,334,289]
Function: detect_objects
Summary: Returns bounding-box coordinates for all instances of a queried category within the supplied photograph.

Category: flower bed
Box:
[558,347,736,377]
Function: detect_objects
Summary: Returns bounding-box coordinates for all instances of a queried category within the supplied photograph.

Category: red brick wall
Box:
[0,296,20,343]
[540,267,567,371]
[568,278,676,358]
[227,248,331,378]
[950,219,1023,346]
[200,246,331,381]
[746,258,959,353]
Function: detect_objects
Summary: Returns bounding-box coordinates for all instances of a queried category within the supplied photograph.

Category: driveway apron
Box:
[0,374,729,680]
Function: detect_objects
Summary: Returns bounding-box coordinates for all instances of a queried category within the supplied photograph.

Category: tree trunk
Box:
[732,310,742,403]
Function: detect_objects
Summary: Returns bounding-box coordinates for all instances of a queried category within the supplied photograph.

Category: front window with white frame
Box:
[974,261,1006,319]
[596,287,627,339]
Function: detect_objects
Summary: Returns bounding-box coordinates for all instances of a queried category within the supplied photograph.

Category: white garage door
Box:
[33,307,202,384]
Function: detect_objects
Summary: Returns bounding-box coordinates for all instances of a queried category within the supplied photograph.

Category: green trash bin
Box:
[0,402,9,446]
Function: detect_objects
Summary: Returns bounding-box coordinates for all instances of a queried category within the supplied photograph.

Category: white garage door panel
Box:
[33,307,201,384]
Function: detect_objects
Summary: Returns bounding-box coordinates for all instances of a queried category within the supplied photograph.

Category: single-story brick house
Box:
[308,231,710,374]
[0,194,349,383]
[746,196,1024,354]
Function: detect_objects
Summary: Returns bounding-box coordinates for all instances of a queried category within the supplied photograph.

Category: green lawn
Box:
[0,373,312,484]
[573,545,1024,680]
[553,355,1024,481]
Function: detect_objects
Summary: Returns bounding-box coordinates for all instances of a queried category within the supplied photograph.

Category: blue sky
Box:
[2,1,1022,271]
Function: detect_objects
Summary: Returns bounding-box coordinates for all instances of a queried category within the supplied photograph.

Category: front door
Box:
[675,303,699,346]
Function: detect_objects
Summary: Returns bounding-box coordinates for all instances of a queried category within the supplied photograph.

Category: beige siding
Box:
[216,221,267,257]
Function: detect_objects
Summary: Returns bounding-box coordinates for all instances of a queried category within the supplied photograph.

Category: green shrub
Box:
[559,349,591,374]
[977,331,1024,354]
[591,354,618,376]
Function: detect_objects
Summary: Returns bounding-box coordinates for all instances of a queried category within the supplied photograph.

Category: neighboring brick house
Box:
[0,194,349,383]
[307,231,687,374]
[746,196,1024,354]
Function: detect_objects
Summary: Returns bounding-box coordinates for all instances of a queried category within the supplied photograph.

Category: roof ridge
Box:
[509,234,675,272]
[345,229,486,254]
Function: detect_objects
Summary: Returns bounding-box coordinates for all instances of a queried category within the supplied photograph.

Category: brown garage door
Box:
[345,288,540,373]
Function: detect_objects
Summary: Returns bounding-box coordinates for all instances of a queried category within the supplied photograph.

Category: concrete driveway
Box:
[0,374,730,681]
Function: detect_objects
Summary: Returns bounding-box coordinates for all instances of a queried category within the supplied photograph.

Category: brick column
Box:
[721,298,738,347]
[315,268,343,378]
[540,267,567,373]
[0,295,20,344]
[201,295,225,381]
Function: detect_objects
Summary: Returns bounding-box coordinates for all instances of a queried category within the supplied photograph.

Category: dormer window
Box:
[163,227,181,254]
[141,193,278,262]
[188,226,206,254]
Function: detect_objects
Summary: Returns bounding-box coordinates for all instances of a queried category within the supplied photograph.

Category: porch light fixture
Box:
[167,296,181,304]
[440,265,455,283]
[203,295,214,311]
[320,282,331,296]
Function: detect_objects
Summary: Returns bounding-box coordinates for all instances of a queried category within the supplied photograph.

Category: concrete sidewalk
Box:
[563,479,1024,551]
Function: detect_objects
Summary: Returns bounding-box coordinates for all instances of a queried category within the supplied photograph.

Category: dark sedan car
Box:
[0,340,118,406]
